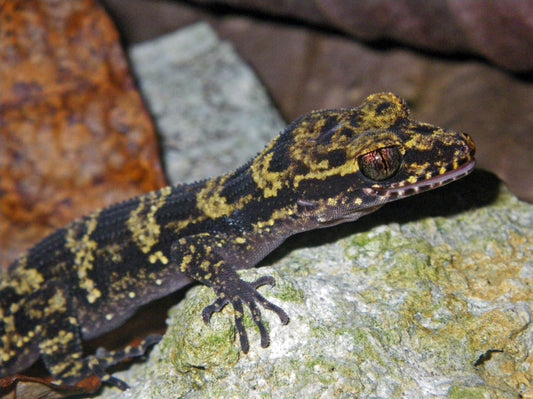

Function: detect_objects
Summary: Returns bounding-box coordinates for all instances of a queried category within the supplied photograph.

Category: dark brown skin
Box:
[0,93,476,389]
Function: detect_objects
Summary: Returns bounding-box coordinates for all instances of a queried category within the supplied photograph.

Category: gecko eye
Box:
[358,146,402,181]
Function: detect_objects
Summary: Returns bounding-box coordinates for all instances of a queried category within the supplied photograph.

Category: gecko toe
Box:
[251,275,276,288]
[202,296,229,323]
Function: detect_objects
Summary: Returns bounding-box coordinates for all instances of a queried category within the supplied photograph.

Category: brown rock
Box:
[189,0,533,72]
[0,0,166,269]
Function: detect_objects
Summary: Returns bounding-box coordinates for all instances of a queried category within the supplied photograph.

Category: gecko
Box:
[0,92,476,390]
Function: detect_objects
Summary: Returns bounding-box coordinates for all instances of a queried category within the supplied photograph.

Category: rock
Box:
[129,23,285,184]
[0,0,166,268]
[190,0,533,72]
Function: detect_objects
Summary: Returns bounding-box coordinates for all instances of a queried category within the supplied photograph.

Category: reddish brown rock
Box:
[187,0,533,72]
[0,0,166,269]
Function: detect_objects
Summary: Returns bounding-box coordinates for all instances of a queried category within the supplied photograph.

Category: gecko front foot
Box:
[202,275,289,353]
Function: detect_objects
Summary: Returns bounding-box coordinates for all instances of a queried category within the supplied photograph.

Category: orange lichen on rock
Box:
[0,0,166,269]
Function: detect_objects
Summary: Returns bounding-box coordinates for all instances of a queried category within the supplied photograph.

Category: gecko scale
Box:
[0,93,475,389]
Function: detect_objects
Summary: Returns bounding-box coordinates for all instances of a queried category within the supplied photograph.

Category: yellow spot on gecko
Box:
[65,212,102,304]
[407,175,418,184]
[127,186,172,254]
[149,251,169,264]
[44,291,67,316]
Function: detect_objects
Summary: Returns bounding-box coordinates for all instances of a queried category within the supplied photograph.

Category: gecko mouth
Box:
[367,159,476,198]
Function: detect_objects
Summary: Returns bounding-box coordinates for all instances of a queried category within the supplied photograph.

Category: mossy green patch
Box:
[448,385,516,399]
[165,286,240,377]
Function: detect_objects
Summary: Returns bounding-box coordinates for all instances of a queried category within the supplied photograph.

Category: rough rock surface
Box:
[129,24,285,184]
[0,0,166,269]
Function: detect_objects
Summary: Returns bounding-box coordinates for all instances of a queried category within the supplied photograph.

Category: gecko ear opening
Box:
[358,146,402,181]
[296,199,319,212]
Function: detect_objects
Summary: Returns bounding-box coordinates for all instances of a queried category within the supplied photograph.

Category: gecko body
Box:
[0,93,476,389]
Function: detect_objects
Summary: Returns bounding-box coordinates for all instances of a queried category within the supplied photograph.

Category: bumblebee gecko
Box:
[0,93,476,389]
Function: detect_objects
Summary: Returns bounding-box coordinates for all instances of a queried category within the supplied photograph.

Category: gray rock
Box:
[129,23,285,184]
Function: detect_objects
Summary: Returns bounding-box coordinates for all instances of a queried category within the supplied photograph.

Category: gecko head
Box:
[254,92,476,227]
